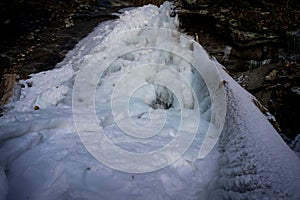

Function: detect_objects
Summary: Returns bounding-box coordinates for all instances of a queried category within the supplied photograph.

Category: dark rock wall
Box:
[177,0,300,139]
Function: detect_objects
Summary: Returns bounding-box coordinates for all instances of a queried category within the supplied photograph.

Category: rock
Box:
[291,86,300,96]
[0,73,16,107]
[234,64,275,91]
[181,0,210,7]
[254,88,272,108]
[64,18,74,28]
[287,30,300,54]
[0,55,12,67]
[176,0,300,142]
[291,134,300,154]
[230,28,279,47]
[130,0,165,6]
[265,69,278,81]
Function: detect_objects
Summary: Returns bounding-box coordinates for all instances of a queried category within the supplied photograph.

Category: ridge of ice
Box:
[0,2,299,200]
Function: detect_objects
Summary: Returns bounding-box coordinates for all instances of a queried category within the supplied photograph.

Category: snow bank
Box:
[213,61,300,199]
[0,2,300,200]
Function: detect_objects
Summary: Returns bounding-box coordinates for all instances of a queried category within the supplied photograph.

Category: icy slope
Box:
[214,62,300,199]
[0,2,300,200]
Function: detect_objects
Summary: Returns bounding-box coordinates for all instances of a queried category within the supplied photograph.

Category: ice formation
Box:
[0,2,300,200]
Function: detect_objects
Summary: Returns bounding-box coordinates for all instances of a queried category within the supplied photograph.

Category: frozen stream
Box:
[0,2,300,200]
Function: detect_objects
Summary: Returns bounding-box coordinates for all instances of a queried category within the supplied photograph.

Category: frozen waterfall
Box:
[0,2,300,200]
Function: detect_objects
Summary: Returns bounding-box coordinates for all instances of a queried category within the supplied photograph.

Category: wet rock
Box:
[230,28,279,47]
[287,30,300,54]
[265,69,278,81]
[234,64,275,91]
[177,0,300,139]
[254,89,272,108]
[178,9,280,71]
[269,84,300,139]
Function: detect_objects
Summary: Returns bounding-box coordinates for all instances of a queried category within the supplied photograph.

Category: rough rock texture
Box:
[130,0,166,6]
[178,0,300,64]
[177,0,300,139]
[0,0,132,107]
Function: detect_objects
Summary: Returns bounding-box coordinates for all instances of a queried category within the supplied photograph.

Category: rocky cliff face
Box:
[176,0,300,140]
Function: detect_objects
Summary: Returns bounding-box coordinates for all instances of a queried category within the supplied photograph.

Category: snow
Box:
[291,134,300,158]
[1,2,300,200]
[213,61,300,199]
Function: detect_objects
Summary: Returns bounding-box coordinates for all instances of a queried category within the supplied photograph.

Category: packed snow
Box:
[1,2,300,200]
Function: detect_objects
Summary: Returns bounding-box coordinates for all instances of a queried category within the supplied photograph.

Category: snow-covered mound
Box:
[0,2,300,200]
